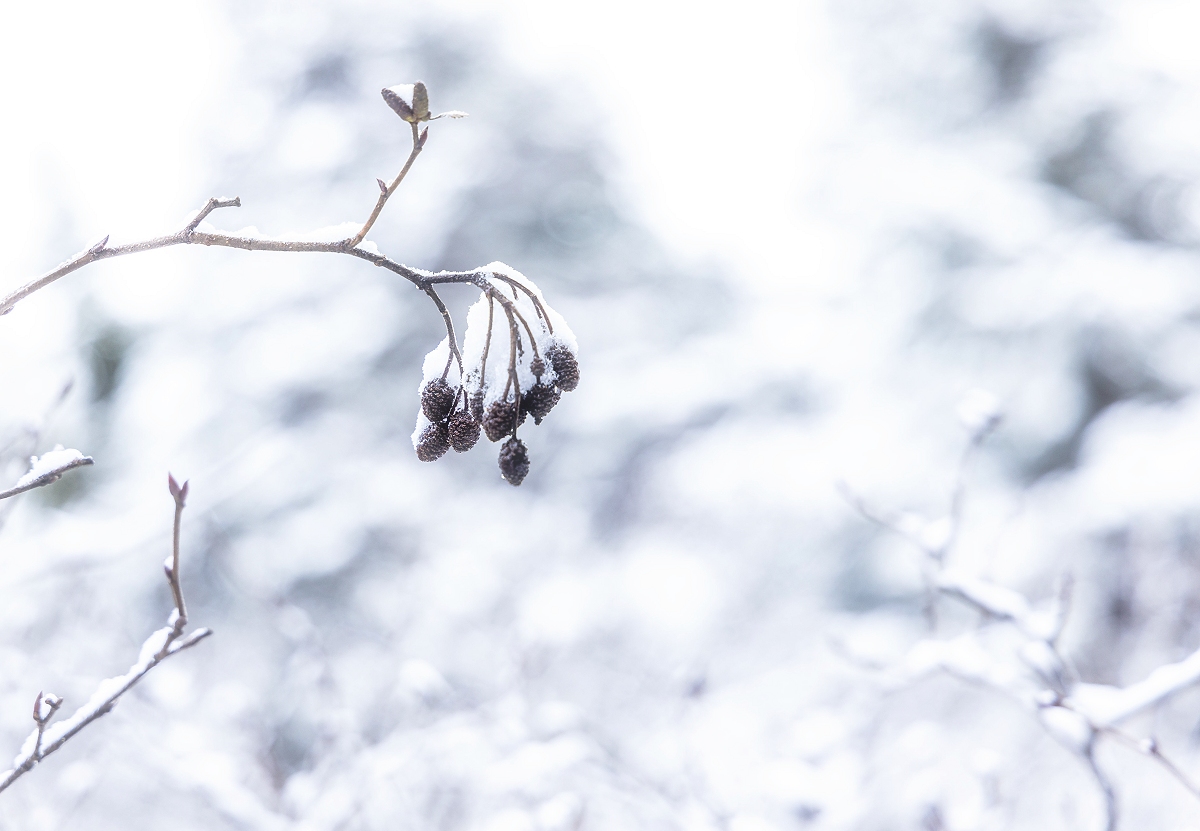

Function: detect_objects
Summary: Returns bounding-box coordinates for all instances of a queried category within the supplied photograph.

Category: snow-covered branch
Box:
[844,391,1200,830]
[0,474,211,795]
[0,446,93,502]
[0,82,579,485]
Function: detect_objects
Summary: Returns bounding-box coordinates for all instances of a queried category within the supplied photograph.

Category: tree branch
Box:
[0,447,93,501]
[347,122,425,247]
[0,475,211,795]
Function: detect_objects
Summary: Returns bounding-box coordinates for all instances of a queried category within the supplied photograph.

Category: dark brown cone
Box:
[421,378,457,422]
[498,438,530,486]
[483,399,519,442]
[416,422,450,462]
[530,356,546,378]
[470,389,486,422]
[520,382,561,425]
[546,344,579,392]
[447,411,481,452]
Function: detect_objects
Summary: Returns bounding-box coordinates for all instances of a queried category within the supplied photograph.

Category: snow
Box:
[1069,646,1200,727]
[454,262,579,409]
[15,446,87,488]
[38,625,173,749]
[384,84,415,108]
[1037,706,1094,754]
[9,3,1200,828]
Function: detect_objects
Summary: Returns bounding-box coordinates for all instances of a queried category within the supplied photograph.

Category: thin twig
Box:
[164,473,189,643]
[479,292,495,386]
[0,475,211,795]
[421,286,463,378]
[0,453,93,501]
[479,276,543,363]
[347,122,424,247]
[1085,746,1118,831]
[1102,729,1200,801]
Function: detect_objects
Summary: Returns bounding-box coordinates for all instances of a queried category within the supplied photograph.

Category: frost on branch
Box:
[411,262,579,485]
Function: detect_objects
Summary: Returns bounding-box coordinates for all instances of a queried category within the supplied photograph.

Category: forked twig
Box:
[0,474,211,795]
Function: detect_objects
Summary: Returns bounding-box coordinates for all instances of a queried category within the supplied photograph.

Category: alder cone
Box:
[546,345,579,391]
[483,400,520,442]
[416,422,450,462]
[470,390,486,422]
[421,378,457,422]
[447,411,481,452]
[498,438,530,486]
[520,382,561,425]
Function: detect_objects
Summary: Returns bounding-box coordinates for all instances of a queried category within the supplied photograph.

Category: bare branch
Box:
[1085,746,1118,831]
[0,476,211,795]
[348,121,422,247]
[1101,729,1200,801]
[422,286,464,378]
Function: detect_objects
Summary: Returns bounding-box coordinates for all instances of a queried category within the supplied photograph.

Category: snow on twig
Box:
[0,474,211,795]
[1069,647,1200,728]
[0,446,93,501]
[841,392,1200,828]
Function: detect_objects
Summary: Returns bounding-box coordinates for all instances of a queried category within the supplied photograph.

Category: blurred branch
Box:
[0,448,93,501]
[842,399,1200,830]
[0,474,211,795]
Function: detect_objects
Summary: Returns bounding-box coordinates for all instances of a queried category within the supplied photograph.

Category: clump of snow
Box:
[457,263,577,409]
[1037,706,1093,753]
[1069,646,1200,727]
[16,446,87,488]
[385,84,415,108]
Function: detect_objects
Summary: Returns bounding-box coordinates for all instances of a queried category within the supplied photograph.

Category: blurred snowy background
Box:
[1,0,1200,828]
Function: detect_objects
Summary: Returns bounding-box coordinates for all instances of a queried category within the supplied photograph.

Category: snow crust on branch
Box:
[0,446,93,501]
[1069,648,1200,728]
[460,262,577,408]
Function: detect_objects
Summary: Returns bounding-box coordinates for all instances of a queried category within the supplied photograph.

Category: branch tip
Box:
[167,473,188,506]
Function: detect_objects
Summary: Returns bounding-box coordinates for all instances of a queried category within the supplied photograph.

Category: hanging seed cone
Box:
[498,437,530,486]
[447,411,481,452]
[520,382,561,425]
[546,344,579,391]
[483,399,521,442]
[421,378,457,422]
[470,389,486,422]
[416,421,451,461]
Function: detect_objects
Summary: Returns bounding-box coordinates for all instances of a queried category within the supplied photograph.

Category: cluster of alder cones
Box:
[415,343,579,485]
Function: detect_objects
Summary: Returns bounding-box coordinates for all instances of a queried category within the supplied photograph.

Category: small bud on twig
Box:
[411,81,430,122]
[381,85,415,121]
[167,473,188,506]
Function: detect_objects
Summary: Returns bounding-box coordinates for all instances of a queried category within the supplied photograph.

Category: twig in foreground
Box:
[0,474,211,795]
[0,446,93,502]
